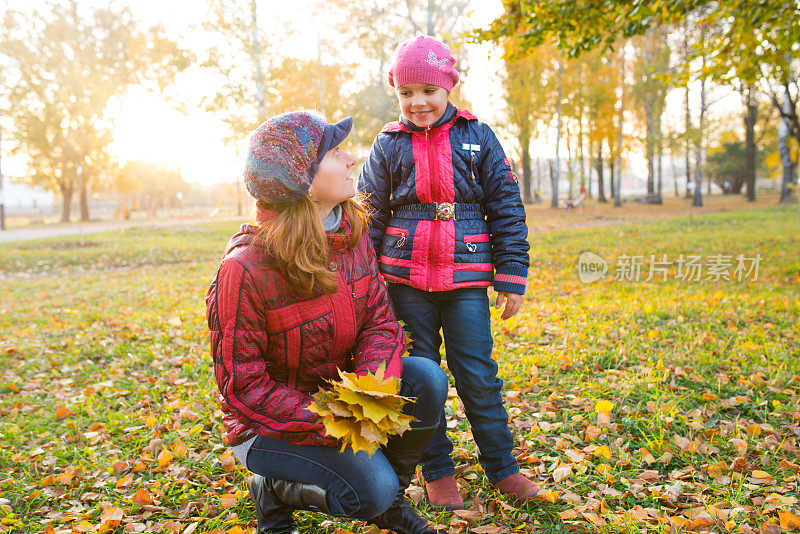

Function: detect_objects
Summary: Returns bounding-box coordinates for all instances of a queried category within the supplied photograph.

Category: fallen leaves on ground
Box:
[0,206,798,533]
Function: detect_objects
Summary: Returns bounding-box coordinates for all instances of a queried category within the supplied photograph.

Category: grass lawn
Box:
[0,204,798,533]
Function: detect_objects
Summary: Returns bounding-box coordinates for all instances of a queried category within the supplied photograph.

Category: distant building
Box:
[2,178,55,216]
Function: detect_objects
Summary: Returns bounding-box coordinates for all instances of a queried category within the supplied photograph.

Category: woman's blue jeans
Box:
[245,356,447,520]
[386,284,520,485]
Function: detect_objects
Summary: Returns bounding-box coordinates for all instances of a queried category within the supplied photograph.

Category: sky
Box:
[2,0,507,188]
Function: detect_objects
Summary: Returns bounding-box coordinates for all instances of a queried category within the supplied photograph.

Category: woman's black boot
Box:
[247,475,329,534]
[368,427,444,534]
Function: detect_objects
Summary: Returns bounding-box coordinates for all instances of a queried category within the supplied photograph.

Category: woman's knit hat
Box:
[244,111,353,204]
[388,35,460,92]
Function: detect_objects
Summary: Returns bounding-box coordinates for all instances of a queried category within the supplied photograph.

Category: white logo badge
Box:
[578,251,608,283]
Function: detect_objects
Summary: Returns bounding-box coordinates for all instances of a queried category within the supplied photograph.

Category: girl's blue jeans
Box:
[386,284,520,484]
[245,356,447,520]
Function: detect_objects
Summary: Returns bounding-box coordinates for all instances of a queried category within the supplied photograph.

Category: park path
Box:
[0,216,244,244]
[0,215,627,244]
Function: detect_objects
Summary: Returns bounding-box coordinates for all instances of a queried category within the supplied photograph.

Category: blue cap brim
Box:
[315,116,353,165]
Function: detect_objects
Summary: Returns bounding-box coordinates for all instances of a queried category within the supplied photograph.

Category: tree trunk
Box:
[552,60,563,208]
[250,0,266,121]
[79,178,90,221]
[743,83,758,202]
[683,20,692,199]
[596,144,607,202]
[614,49,625,208]
[0,116,4,231]
[671,147,679,197]
[579,104,586,195]
[693,76,705,207]
[587,139,594,199]
[60,182,73,223]
[520,127,532,203]
[779,82,796,203]
[566,134,574,199]
[656,117,663,204]
[646,99,655,195]
[609,159,615,201]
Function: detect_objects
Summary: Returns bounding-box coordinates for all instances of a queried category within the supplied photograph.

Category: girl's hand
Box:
[495,292,523,320]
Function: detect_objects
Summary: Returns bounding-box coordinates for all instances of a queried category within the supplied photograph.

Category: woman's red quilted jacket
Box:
[206,211,405,447]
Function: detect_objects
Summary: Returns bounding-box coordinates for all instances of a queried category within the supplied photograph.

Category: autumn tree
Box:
[1,1,188,222]
[485,0,800,204]
[582,51,617,202]
[501,29,557,203]
[201,1,357,154]
[202,0,276,141]
[322,0,472,148]
[630,26,672,203]
[704,2,799,203]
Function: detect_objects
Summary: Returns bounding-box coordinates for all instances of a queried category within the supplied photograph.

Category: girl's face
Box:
[308,146,357,210]
[396,83,449,128]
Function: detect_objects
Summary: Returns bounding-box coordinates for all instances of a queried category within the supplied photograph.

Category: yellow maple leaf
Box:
[98,506,123,529]
[322,416,360,440]
[337,389,407,423]
[532,489,558,503]
[327,400,355,419]
[337,362,401,396]
[157,448,173,469]
[359,420,386,443]
[595,400,614,414]
[172,439,188,458]
[746,424,762,437]
[348,431,378,455]
[594,445,611,459]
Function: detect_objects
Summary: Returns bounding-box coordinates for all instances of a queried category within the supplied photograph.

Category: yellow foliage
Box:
[594,445,612,459]
[309,362,416,455]
[595,400,614,414]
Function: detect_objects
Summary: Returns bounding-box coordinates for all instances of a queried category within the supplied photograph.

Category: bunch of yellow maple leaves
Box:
[308,362,416,455]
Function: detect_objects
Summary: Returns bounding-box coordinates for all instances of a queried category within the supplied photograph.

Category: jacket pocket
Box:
[384,226,408,248]
[463,233,489,252]
[379,227,412,281]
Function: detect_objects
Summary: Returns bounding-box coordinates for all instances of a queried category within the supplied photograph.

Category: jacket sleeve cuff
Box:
[493,263,528,295]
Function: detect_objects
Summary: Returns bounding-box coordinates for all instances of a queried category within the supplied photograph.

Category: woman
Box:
[206,111,447,534]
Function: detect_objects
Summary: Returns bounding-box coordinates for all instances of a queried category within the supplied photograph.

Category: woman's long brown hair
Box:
[256,196,368,297]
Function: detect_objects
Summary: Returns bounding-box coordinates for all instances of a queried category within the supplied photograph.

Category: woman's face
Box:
[308,146,357,209]
[396,83,449,128]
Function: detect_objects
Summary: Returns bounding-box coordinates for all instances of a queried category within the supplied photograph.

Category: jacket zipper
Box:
[426,126,436,292]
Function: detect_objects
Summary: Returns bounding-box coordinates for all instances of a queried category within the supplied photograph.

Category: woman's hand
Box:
[495,291,523,320]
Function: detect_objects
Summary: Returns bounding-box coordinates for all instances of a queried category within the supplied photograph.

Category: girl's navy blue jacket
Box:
[358,103,530,295]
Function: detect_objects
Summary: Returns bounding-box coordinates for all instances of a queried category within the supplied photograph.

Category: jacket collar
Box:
[399,102,457,132]
[384,104,476,134]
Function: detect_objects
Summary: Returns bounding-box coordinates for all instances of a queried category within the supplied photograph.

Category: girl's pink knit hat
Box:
[388,35,460,92]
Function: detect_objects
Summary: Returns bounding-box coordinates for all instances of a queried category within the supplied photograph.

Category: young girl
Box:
[358,36,541,509]
[207,111,448,534]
